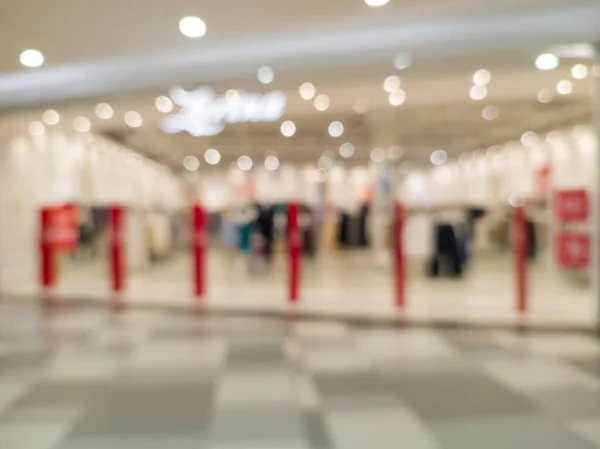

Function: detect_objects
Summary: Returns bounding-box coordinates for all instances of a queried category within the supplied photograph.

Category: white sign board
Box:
[161,86,286,136]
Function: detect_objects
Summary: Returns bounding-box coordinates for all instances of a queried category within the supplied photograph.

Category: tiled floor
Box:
[1,302,600,448]
[1,250,595,328]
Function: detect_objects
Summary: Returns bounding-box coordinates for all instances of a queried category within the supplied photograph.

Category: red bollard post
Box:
[109,205,126,295]
[193,204,207,298]
[513,204,528,313]
[288,203,301,303]
[39,207,56,291]
[393,201,406,308]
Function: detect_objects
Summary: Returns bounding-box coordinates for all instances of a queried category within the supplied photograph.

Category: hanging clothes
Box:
[429,224,462,277]
[526,219,537,260]
[428,209,467,278]
[254,203,275,263]
[357,203,370,247]
[338,212,351,247]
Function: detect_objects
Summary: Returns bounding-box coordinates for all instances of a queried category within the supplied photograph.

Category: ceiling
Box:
[0,0,588,72]
[0,0,597,171]
[1,0,599,109]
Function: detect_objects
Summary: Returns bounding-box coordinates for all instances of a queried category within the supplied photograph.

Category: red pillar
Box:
[513,204,528,313]
[109,205,126,294]
[393,201,406,308]
[193,204,207,298]
[288,203,301,303]
[39,207,56,290]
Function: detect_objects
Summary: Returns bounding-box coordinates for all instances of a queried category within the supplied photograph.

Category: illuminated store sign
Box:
[161,86,286,136]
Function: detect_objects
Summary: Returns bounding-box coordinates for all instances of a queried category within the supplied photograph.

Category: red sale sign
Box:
[555,232,589,269]
[40,204,78,251]
[554,189,589,222]
[54,204,79,250]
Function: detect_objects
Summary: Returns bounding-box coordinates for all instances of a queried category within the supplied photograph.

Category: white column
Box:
[364,113,400,267]
[594,45,600,327]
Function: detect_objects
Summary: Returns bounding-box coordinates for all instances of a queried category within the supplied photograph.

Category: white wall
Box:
[407,126,597,208]
[0,131,183,289]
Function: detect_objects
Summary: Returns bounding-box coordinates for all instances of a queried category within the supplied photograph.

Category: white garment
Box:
[434,210,465,225]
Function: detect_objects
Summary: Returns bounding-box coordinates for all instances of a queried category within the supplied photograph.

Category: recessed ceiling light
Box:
[388,145,403,160]
[556,79,573,95]
[430,149,448,166]
[521,131,539,147]
[481,105,499,121]
[225,89,241,105]
[314,168,328,183]
[535,53,559,70]
[339,143,355,158]
[80,133,94,145]
[280,120,296,137]
[183,155,200,171]
[95,103,114,119]
[383,75,401,93]
[42,109,60,125]
[393,52,411,70]
[370,147,386,163]
[20,49,44,68]
[179,16,206,38]
[537,89,553,103]
[204,149,221,165]
[389,89,406,106]
[469,85,488,101]
[299,82,316,100]
[571,64,588,80]
[125,111,143,127]
[29,121,45,137]
[365,0,390,7]
[264,155,280,171]
[73,116,91,133]
[314,94,330,111]
[257,66,275,84]
[155,96,174,113]
[328,121,344,138]
[354,98,370,114]
[473,69,491,86]
[237,155,253,171]
[318,155,333,170]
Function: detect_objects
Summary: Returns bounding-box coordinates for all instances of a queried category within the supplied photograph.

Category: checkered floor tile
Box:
[1,302,600,448]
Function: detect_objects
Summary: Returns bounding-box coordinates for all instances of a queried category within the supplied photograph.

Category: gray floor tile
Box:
[377,356,475,380]
[441,330,508,354]
[0,351,50,373]
[431,414,599,449]
[71,384,214,436]
[569,357,600,378]
[322,392,405,411]
[388,371,537,421]
[571,417,600,446]
[313,371,391,398]
[302,411,332,448]
[324,407,439,449]
[529,387,600,419]
[57,435,207,449]
[12,382,106,409]
[0,421,75,449]
[208,441,310,449]
[210,407,304,443]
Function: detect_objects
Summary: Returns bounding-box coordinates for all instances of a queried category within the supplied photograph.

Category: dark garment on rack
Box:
[301,206,317,257]
[337,205,370,248]
[338,213,351,247]
[526,220,537,260]
[358,204,370,247]
[254,204,275,262]
[428,224,463,277]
